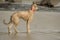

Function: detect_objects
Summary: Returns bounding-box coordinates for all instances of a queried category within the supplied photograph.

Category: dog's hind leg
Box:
[13,18,20,33]
[8,23,13,33]
[14,24,19,33]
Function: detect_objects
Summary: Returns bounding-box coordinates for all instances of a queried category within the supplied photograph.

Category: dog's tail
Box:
[3,19,11,25]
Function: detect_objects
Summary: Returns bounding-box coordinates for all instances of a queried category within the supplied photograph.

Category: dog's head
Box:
[31,2,38,11]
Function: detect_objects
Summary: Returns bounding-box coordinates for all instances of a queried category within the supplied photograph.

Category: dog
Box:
[3,2,38,33]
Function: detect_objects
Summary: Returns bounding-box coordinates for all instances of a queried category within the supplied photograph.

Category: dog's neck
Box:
[31,8,36,12]
[28,9,35,14]
[31,6,36,12]
[29,7,36,13]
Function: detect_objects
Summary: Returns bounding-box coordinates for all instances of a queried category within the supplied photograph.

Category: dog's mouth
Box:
[36,8,39,11]
[36,6,40,11]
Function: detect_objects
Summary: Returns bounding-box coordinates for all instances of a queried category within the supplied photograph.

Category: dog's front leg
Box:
[26,20,31,33]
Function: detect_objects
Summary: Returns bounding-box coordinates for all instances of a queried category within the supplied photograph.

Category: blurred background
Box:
[0,0,60,40]
[0,0,60,10]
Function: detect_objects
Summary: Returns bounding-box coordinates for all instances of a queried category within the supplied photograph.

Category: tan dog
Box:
[3,2,38,33]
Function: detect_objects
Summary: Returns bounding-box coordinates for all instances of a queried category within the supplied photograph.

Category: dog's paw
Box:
[27,30,31,33]
[8,31,12,34]
[15,31,20,33]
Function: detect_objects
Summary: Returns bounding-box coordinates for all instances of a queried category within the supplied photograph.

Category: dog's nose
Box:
[37,9,39,11]
[36,7,38,10]
[36,7,39,11]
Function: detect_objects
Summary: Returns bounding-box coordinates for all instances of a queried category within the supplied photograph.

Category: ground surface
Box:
[0,4,60,40]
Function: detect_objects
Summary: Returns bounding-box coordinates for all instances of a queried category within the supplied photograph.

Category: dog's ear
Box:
[31,2,35,7]
[33,1,36,4]
[33,2,34,4]
[33,1,38,4]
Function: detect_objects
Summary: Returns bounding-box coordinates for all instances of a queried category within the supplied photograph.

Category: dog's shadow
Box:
[0,32,32,40]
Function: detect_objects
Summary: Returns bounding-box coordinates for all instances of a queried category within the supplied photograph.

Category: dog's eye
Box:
[34,5,37,7]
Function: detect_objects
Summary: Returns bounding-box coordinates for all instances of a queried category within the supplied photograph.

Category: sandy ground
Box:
[0,10,60,40]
